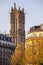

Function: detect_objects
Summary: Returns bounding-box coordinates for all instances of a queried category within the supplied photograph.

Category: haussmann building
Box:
[26,24,43,65]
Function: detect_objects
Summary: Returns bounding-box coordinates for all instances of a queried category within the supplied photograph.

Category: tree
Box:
[39,60,43,65]
[9,43,26,65]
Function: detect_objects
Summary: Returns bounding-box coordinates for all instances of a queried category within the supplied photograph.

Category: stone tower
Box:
[10,3,25,46]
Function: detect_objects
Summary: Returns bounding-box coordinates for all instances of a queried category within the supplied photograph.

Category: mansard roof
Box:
[0,34,12,42]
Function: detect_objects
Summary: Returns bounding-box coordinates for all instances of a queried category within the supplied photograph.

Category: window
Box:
[5,48,7,53]
[0,48,2,53]
[10,49,12,53]
[39,33,42,37]
[2,48,4,53]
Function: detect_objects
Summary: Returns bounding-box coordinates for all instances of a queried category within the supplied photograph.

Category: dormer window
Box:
[8,38,10,41]
[4,36,5,40]
[41,25,43,31]
[1,35,3,40]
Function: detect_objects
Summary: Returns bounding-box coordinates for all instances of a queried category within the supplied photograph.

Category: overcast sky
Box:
[0,0,43,34]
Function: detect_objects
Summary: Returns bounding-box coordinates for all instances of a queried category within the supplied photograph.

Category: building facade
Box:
[10,3,25,46]
[26,24,43,65]
[0,34,15,65]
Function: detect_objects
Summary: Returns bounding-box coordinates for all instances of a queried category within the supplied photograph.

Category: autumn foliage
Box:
[9,43,26,65]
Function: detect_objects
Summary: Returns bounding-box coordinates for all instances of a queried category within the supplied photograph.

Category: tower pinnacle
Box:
[19,6,20,11]
[14,3,16,9]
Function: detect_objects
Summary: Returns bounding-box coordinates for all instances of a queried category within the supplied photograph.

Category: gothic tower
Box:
[10,3,25,46]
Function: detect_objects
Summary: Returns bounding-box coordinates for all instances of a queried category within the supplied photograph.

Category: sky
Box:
[0,0,43,34]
